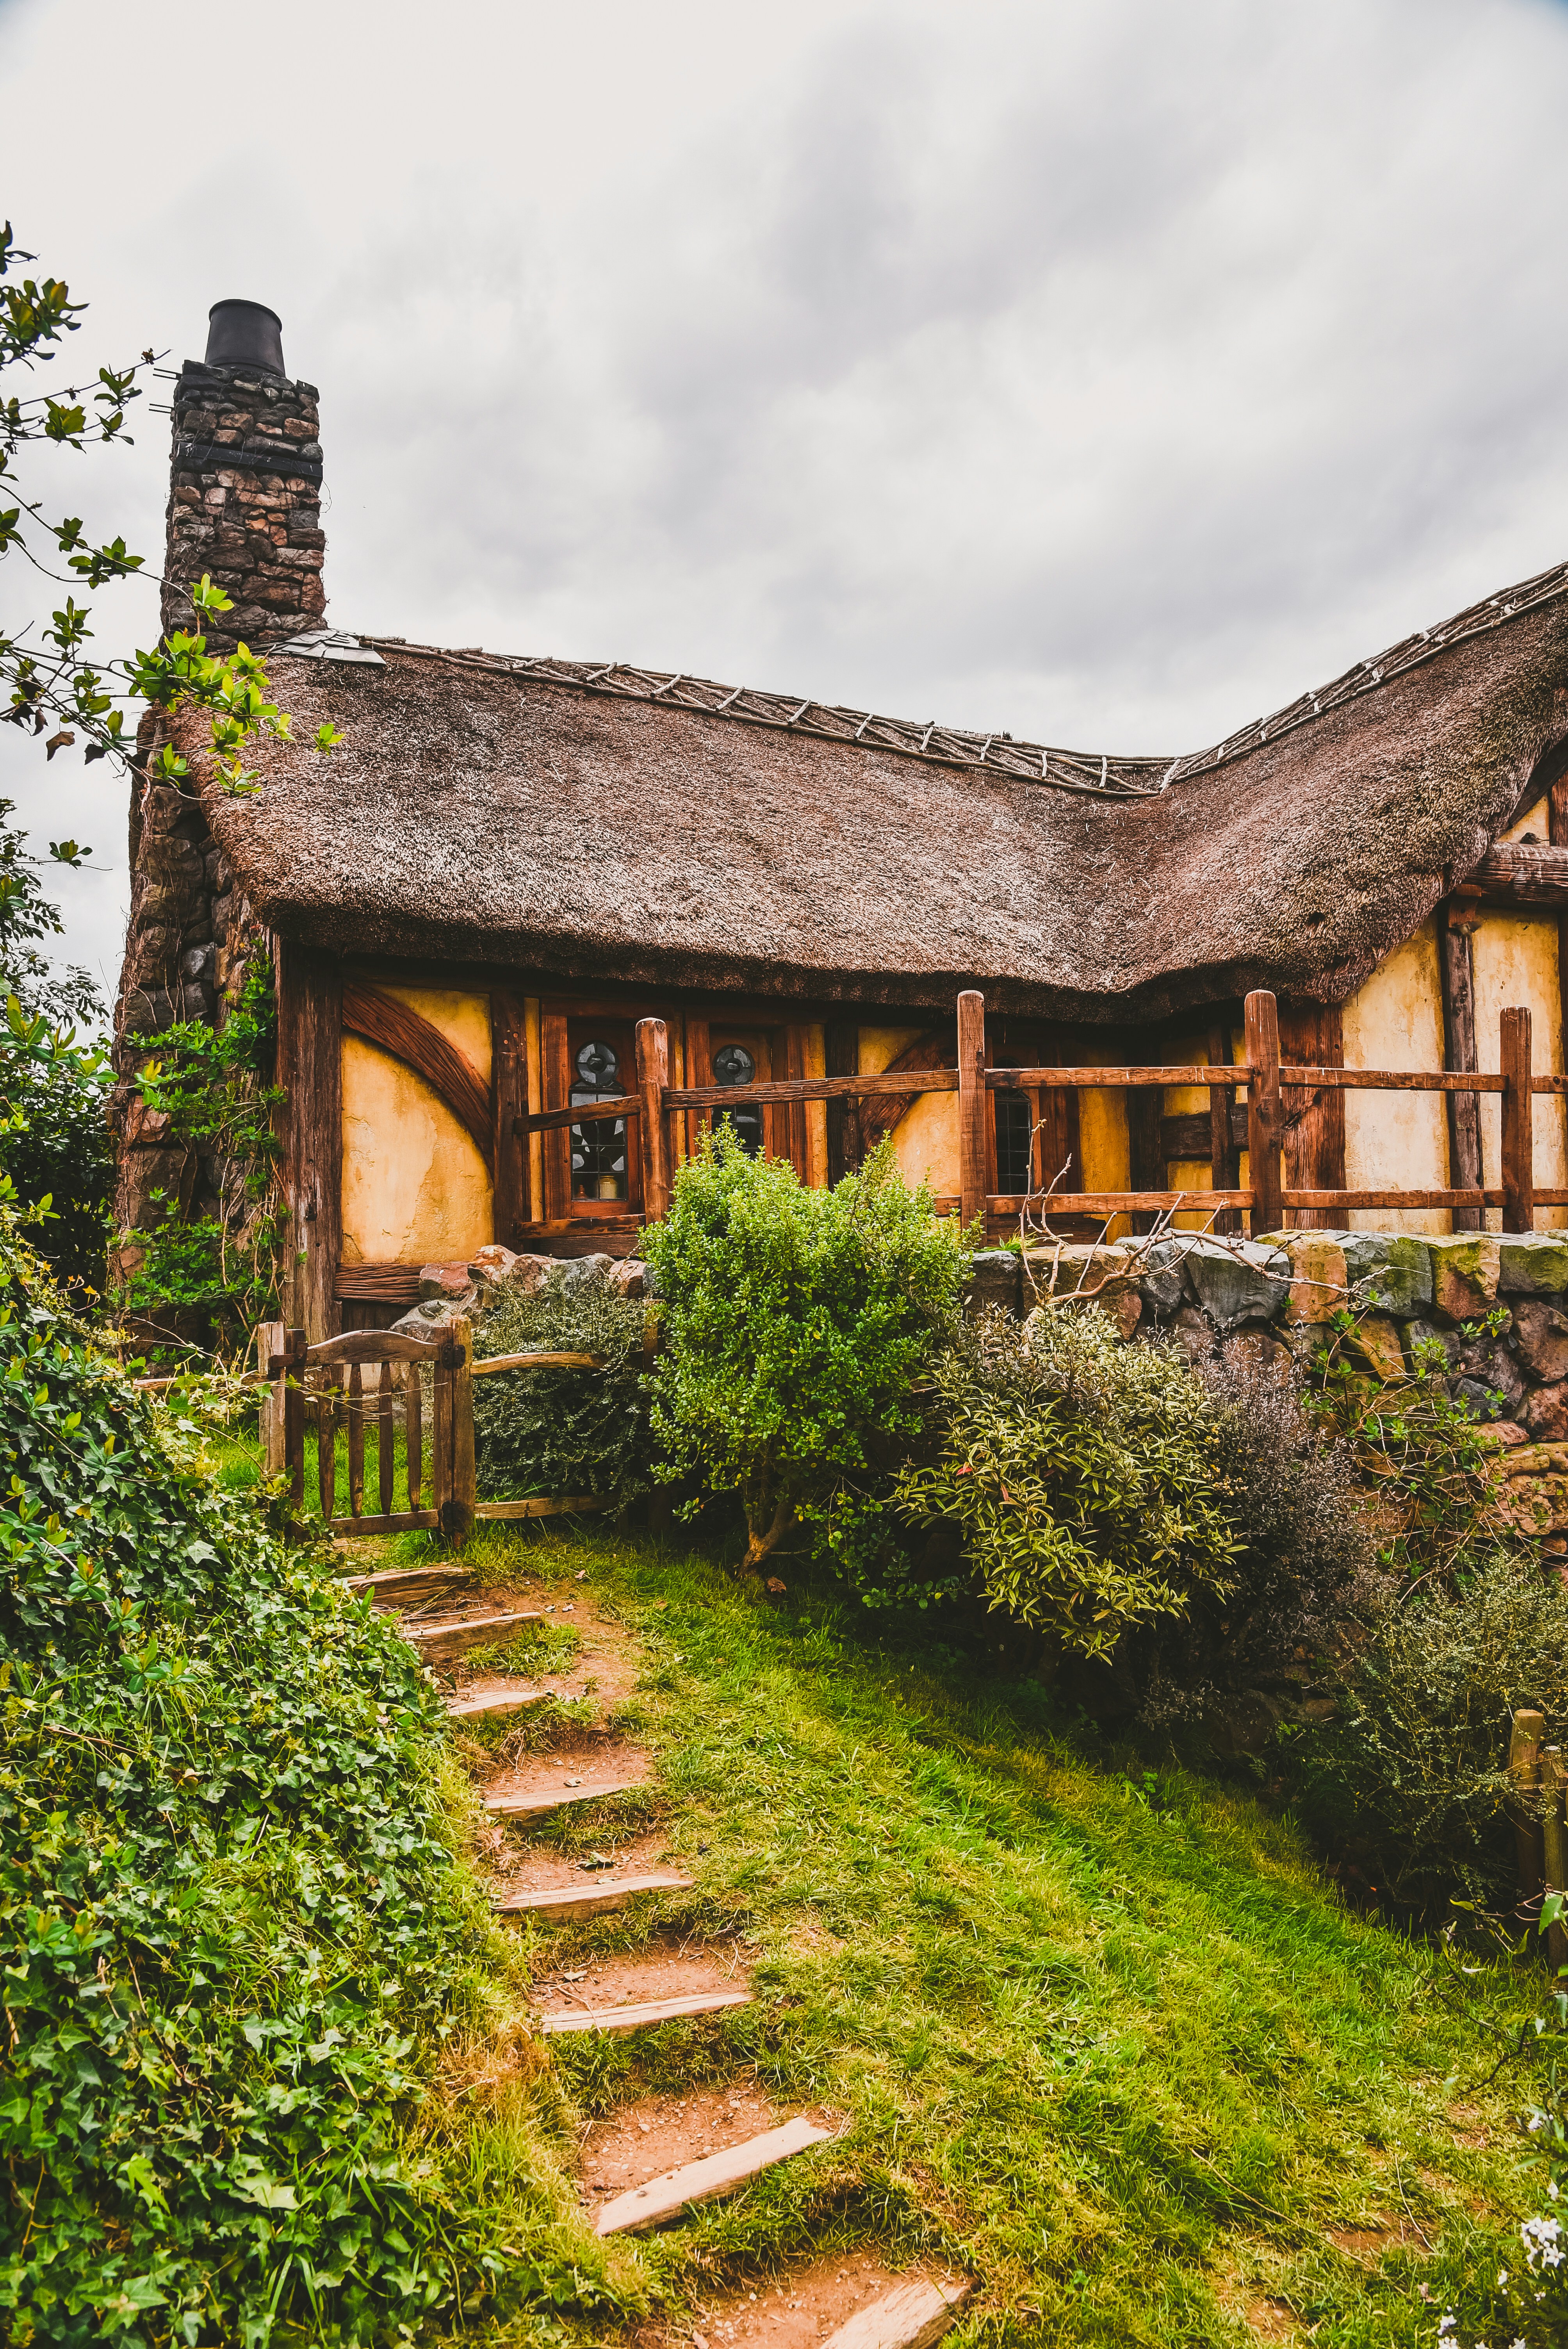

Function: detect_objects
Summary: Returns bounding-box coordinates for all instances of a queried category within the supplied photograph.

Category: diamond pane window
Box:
[571,1039,628,1198]
[713,1041,764,1156]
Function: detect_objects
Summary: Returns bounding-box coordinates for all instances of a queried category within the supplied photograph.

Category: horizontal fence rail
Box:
[558,990,1561,1237]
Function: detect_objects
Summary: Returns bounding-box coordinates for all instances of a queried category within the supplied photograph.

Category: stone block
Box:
[1473,1420,1529,1451]
[608,1258,651,1299]
[498,1254,555,1295]
[1454,1338,1526,1419]
[1182,1237,1290,1330]
[419,1262,477,1303]
[1171,1304,1216,1362]
[1347,1314,1406,1382]
[1427,1233,1501,1321]
[1404,1317,1459,1372]
[1023,1242,1133,1303]
[1339,1232,1433,1318]
[965,1250,1023,1319]
[1487,1473,1568,1537]
[1499,1233,1568,1297]
[469,1245,519,1287]
[555,1253,615,1290]
[1454,1376,1512,1424]
[1510,1298,1568,1382]
[1525,1382,1568,1443]
[1127,1237,1187,1315]
[1277,1234,1349,1325]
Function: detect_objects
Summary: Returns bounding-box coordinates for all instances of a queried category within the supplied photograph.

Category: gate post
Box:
[435,1314,476,1547]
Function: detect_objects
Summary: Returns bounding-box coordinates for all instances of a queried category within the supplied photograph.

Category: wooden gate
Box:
[264,1317,476,1542]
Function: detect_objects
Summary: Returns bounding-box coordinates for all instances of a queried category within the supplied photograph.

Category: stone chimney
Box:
[161,299,326,654]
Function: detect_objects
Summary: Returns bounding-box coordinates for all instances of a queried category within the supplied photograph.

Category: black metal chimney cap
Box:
[204,299,285,374]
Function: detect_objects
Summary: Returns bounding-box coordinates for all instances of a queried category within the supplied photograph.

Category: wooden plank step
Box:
[496,1871,692,1922]
[484,1773,644,1820]
[594,2115,831,2235]
[448,1688,551,1721]
[406,1611,541,1666]
[344,1563,471,1606]
[821,2279,972,2349]
[540,1988,750,2036]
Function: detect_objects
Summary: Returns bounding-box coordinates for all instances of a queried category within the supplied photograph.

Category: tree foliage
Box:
[472,1267,653,1508]
[644,1131,964,1570]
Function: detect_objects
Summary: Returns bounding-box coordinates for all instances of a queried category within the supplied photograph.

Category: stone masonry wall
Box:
[966,1228,1568,1560]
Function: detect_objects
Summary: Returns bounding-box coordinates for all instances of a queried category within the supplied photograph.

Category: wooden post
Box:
[1510,1708,1547,1912]
[257,1318,286,1474]
[1207,1021,1240,1237]
[1439,909,1483,1232]
[490,990,530,1247]
[439,1314,476,1547]
[1500,1004,1535,1233]
[1280,1003,1347,1232]
[282,1326,306,1509]
[1543,1747,1568,1973]
[1125,1081,1164,1236]
[825,1020,861,1182]
[275,943,342,1344]
[958,991,987,1232]
[1244,991,1284,1237]
[635,1017,672,1224]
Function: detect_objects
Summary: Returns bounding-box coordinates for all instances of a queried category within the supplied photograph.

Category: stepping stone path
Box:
[351,1554,971,2342]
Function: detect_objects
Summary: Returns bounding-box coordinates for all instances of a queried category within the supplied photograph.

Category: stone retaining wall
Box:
[966,1228,1568,1556]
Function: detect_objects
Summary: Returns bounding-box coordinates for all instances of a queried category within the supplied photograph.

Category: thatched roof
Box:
[194,558,1568,1025]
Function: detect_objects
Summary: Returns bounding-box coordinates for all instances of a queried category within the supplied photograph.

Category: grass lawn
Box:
[339,1511,1541,2346]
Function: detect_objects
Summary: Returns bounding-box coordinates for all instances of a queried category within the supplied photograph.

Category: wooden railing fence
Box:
[528,986,1567,1237]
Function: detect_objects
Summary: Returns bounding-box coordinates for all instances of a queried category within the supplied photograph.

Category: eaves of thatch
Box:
[187,560,1568,1027]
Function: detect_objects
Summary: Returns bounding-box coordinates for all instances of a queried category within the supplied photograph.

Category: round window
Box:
[713,1043,755,1087]
[575,1039,620,1093]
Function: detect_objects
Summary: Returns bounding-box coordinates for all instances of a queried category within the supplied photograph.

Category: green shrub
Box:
[0,1219,612,2343]
[1132,1342,1383,1723]
[644,1130,964,1571]
[1290,1549,1568,1908]
[894,1306,1239,1659]
[472,1266,652,1508]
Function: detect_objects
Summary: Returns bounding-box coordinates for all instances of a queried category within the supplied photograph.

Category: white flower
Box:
[1522,2212,1566,2271]
[1550,2180,1561,2201]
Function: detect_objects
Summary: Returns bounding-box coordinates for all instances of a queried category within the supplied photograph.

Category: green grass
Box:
[454,1523,1542,2346]
[141,1416,1545,2343]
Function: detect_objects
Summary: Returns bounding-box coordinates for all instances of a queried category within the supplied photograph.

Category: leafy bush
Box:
[472,1265,652,1508]
[894,1306,1239,1660]
[1132,1342,1383,1723]
[1288,1551,1568,1908]
[0,1219,611,2343]
[645,1131,963,1571]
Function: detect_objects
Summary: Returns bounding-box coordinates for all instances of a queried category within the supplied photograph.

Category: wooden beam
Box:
[406,1608,542,1666]
[278,943,343,1344]
[1501,1003,1535,1232]
[484,1773,646,1820]
[957,993,987,1231]
[1125,1080,1165,1235]
[820,2278,971,2349]
[470,1351,604,1376]
[472,1495,609,1520]
[1164,1107,1246,1159]
[539,1989,750,2036]
[342,980,492,1160]
[1244,991,1284,1235]
[492,989,529,1246]
[1438,911,1483,1231]
[497,1872,695,1928]
[1472,841,1568,903]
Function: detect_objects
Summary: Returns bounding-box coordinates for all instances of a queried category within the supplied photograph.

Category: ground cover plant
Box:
[472,1269,653,1511]
[357,1513,1550,2347]
[0,1223,623,2346]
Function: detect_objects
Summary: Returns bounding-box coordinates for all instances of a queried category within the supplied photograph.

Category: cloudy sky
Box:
[5,0,1568,997]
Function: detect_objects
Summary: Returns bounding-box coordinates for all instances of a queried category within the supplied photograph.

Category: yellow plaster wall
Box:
[341,1039,493,1265]
[804,1024,828,1187]
[1341,920,1449,1233]
[1503,796,1550,842]
[341,986,494,1265]
[1080,1089,1131,1238]
[858,1026,959,1200]
[1471,914,1568,1232]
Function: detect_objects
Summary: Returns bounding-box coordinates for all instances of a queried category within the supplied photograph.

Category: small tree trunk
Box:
[742,1492,793,1574]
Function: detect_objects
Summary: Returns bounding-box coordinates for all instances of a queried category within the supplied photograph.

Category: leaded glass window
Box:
[713,1041,764,1156]
[571,1039,628,1198]
[995,1089,1032,1196]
